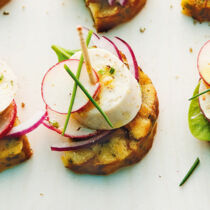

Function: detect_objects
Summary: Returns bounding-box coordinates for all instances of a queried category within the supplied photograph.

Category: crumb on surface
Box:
[140,27,146,33]
[3,11,9,15]
[170,5,173,9]
[40,193,44,196]
[189,48,193,53]
[158,175,162,178]
[21,102,25,108]
[175,76,180,80]
[22,5,25,10]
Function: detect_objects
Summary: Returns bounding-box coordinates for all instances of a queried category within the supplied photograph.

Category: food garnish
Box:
[179,157,200,187]
[62,29,93,135]
[64,64,113,128]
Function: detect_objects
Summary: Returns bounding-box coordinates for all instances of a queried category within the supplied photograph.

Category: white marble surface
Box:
[0,0,210,209]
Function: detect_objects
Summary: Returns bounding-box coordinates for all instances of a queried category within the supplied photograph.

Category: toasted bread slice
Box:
[181,0,210,22]
[0,0,10,8]
[85,0,147,32]
[0,118,32,172]
[62,69,159,175]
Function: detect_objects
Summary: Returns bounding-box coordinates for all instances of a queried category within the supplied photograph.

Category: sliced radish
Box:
[198,40,210,85]
[113,37,139,81]
[199,79,210,121]
[0,100,17,139]
[6,110,47,138]
[43,108,97,139]
[51,130,112,151]
[41,59,100,114]
[96,36,123,61]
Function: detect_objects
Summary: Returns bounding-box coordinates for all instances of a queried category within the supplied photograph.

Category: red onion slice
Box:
[6,110,47,138]
[113,37,139,81]
[97,36,123,61]
[51,130,112,151]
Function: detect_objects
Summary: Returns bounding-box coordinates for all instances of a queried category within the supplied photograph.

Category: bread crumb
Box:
[189,48,193,53]
[193,19,197,25]
[40,193,44,196]
[2,11,9,15]
[140,27,146,33]
[170,5,173,9]
[22,5,25,10]
[175,76,180,80]
[21,102,25,108]
[158,175,162,178]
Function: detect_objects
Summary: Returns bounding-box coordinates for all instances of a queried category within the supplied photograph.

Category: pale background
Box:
[0,0,210,210]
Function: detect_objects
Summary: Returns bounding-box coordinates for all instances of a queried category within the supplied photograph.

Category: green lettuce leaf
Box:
[188,82,210,141]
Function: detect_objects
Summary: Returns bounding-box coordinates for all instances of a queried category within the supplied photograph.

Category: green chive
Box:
[64,64,113,128]
[109,67,115,75]
[179,157,200,187]
[188,89,210,101]
[62,30,93,135]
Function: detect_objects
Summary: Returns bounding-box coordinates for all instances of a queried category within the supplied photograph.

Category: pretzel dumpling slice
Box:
[62,69,159,175]
[85,0,147,32]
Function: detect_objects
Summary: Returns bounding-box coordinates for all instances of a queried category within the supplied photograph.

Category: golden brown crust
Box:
[181,0,210,22]
[0,118,32,172]
[62,69,159,175]
[85,0,147,32]
[0,0,10,8]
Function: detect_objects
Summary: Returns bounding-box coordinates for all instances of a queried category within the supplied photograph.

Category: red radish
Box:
[199,79,210,121]
[41,59,100,114]
[6,110,47,138]
[0,100,17,139]
[43,108,97,139]
[198,40,210,85]
[51,130,112,151]
[113,37,139,81]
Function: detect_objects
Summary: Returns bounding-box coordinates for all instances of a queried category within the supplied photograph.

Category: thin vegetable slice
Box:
[6,110,47,138]
[113,37,139,80]
[0,100,17,139]
[51,130,112,151]
[41,59,100,114]
[43,108,97,138]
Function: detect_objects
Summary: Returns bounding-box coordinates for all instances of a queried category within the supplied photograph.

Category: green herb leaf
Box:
[64,64,113,128]
[179,157,200,186]
[188,82,210,141]
[189,88,210,101]
[109,67,115,74]
[62,30,93,135]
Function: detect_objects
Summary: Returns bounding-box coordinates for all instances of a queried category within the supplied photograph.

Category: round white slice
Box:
[71,49,142,130]
[198,41,210,85]
[42,59,99,114]
[45,108,97,138]
[0,61,17,113]
[199,79,210,121]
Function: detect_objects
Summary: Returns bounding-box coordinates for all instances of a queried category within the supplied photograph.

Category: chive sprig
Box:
[179,157,200,187]
[64,64,113,128]
[62,30,93,135]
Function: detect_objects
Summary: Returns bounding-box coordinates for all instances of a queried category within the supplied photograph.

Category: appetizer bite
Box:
[181,0,210,22]
[189,40,210,140]
[0,61,46,172]
[85,0,147,32]
[42,26,159,175]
